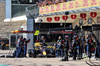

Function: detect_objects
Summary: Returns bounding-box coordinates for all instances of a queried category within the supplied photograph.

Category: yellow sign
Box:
[35,43,40,46]
[39,0,100,15]
[34,30,39,36]
[6,44,9,46]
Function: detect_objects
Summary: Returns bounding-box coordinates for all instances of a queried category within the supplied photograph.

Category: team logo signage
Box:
[80,13,87,19]
[90,12,97,18]
[47,17,52,22]
[54,16,60,21]
[46,12,97,22]
[71,14,77,19]
[62,15,68,20]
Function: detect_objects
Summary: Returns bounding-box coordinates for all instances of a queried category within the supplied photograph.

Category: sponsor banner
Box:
[39,0,100,15]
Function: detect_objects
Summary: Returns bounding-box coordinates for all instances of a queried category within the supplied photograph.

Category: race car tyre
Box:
[28,49,33,57]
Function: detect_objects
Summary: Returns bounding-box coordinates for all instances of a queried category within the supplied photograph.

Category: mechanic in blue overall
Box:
[13,38,20,57]
[41,36,47,46]
[56,36,63,57]
[40,36,47,55]
[16,37,24,57]
[77,37,83,59]
[73,35,78,60]
[61,35,69,61]
[76,37,80,56]
[87,35,93,58]
[80,36,85,59]
[86,35,89,56]
[23,38,30,57]
[82,36,85,55]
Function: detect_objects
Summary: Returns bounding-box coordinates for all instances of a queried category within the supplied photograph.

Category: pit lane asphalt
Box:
[0,50,100,66]
[0,58,90,66]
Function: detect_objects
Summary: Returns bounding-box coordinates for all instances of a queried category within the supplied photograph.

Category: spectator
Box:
[56,0,59,4]
[47,0,50,5]
[37,0,72,7]
[52,0,55,4]
[1,41,5,50]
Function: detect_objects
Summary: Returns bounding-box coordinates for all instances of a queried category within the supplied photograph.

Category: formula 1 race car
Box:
[28,42,56,58]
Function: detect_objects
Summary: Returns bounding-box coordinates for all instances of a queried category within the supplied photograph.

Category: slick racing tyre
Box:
[28,49,33,57]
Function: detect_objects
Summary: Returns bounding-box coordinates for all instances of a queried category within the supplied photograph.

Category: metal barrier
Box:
[9,34,17,55]
[9,34,23,55]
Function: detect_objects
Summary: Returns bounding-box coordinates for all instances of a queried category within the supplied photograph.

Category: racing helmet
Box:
[41,36,45,40]
[73,35,78,40]
[23,38,26,41]
[86,35,88,38]
[65,35,69,39]
[58,36,61,39]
